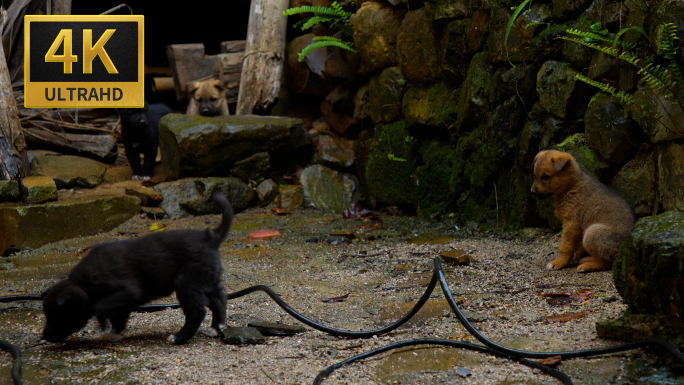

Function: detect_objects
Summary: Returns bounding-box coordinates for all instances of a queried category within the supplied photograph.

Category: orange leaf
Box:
[537,355,562,366]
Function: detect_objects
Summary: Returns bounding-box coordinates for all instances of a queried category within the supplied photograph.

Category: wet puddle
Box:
[376,345,484,384]
[406,235,456,244]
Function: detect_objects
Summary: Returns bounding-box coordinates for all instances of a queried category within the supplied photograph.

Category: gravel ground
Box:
[0,204,678,385]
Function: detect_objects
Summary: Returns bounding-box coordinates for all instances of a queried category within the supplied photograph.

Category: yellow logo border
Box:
[24,15,144,108]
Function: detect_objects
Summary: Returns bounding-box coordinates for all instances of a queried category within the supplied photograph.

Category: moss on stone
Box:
[403,82,460,129]
[413,140,456,218]
[364,121,416,205]
[613,211,684,318]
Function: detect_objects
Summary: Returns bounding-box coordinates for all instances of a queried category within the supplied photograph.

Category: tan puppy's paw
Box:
[546,258,569,270]
[577,257,612,273]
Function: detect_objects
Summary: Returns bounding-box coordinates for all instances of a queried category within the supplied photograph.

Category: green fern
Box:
[575,74,636,105]
[284,1,356,61]
[563,22,683,136]
[297,39,357,62]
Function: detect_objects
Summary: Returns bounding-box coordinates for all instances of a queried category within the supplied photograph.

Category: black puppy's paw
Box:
[167,334,190,345]
[97,332,123,342]
[200,325,223,338]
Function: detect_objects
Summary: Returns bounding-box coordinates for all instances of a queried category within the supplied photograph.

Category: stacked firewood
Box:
[16,89,120,163]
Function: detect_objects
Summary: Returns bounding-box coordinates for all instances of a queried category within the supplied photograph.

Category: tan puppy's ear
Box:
[212,79,225,91]
[187,81,200,94]
[552,154,571,172]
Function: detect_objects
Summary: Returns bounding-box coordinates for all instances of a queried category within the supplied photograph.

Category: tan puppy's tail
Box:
[576,224,623,272]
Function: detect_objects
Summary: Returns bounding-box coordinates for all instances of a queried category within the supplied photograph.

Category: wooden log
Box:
[22,123,118,163]
[220,40,246,53]
[0,7,29,180]
[214,53,244,104]
[51,0,72,15]
[166,44,216,100]
[151,77,175,93]
[236,0,289,115]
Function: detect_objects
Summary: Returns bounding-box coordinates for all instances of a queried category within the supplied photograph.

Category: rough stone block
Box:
[155,177,254,218]
[20,176,57,204]
[159,114,311,179]
[613,211,684,330]
[220,327,265,345]
[0,180,19,201]
[30,154,106,189]
[278,185,304,212]
[0,195,140,255]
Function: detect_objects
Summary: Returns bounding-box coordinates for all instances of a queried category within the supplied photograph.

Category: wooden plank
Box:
[22,123,118,163]
[0,7,29,180]
[236,0,289,115]
[166,44,216,100]
[220,40,246,53]
[214,53,244,104]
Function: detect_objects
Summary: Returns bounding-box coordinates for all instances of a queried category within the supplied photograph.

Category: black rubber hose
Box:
[1,256,683,385]
[434,257,684,362]
[0,338,22,385]
[225,269,439,338]
[0,295,41,303]
[313,339,573,385]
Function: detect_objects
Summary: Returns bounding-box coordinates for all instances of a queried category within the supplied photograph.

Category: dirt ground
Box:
[0,162,682,384]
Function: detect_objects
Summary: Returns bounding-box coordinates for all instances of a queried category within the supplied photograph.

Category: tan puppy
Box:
[531,150,635,272]
[186,79,230,117]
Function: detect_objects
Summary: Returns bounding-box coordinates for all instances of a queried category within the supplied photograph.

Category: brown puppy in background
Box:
[186,78,230,117]
[531,150,635,272]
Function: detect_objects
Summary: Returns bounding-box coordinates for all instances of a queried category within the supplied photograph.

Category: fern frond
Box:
[557,36,621,57]
[298,40,357,62]
[575,74,636,105]
[300,16,335,30]
[284,5,343,17]
[565,29,614,44]
[312,36,343,42]
[658,23,679,59]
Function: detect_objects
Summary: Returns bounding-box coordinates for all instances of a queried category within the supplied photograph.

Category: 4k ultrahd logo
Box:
[24,15,144,108]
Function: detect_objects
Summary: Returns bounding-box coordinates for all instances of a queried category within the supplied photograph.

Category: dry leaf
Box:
[322,294,350,303]
[537,355,562,366]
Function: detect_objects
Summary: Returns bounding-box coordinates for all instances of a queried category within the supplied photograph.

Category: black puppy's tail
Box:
[209,191,234,248]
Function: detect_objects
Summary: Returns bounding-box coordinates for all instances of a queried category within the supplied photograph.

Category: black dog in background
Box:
[118,102,173,180]
[42,191,232,345]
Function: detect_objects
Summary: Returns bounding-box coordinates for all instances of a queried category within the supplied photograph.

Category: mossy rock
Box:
[402,82,460,129]
[0,195,140,255]
[613,211,684,334]
[412,140,456,219]
[0,180,19,201]
[563,13,599,68]
[363,121,416,206]
[536,60,594,120]
[553,133,608,181]
[527,22,572,64]
[455,52,493,133]
[369,67,406,124]
[159,114,311,178]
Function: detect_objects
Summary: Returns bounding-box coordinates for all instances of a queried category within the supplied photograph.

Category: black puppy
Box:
[118,102,172,181]
[42,191,232,345]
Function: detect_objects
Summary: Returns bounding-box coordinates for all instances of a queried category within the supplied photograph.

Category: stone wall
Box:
[283,0,684,229]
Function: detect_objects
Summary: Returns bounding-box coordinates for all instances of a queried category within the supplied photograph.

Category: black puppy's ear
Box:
[57,292,69,306]
[41,288,50,298]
